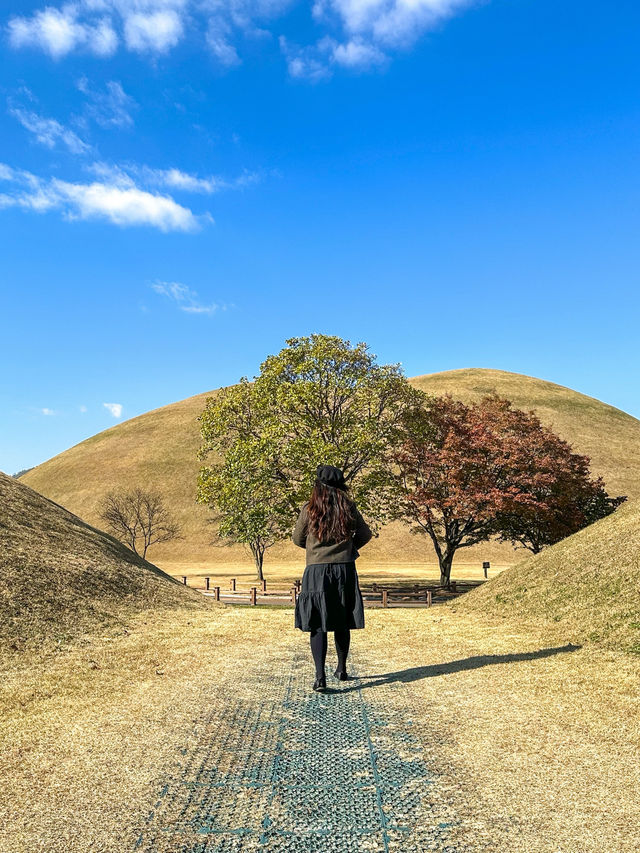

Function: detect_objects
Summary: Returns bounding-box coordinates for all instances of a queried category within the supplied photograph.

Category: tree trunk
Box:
[439,551,455,587]
[254,548,264,582]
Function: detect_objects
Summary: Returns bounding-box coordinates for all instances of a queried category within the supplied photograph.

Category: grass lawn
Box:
[159,559,512,589]
[2,603,638,852]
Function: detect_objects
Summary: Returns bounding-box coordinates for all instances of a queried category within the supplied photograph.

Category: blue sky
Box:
[1,0,639,474]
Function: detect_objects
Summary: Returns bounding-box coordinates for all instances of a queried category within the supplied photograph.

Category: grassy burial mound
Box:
[455,497,640,652]
[0,472,206,649]
[411,368,640,500]
[19,368,640,571]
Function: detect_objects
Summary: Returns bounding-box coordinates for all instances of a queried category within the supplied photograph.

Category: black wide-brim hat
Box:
[316,464,347,490]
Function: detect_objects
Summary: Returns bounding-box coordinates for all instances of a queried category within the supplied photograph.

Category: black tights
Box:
[310,628,351,678]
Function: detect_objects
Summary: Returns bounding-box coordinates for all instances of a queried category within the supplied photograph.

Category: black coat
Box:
[292,501,371,632]
[292,501,373,566]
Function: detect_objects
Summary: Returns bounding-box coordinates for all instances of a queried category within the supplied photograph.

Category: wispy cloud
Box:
[6,0,478,75]
[77,78,137,129]
[151,280,220,315]
[312,0,476,50]
[103,402,123,418]
[79,405,88,413]
[41,407,56,415]
[280,34,385,80]
[0,163,205,232]
[8,105,91,154]
[88,160,257,194]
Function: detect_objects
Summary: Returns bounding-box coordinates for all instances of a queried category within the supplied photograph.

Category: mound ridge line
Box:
[19,368,640,570]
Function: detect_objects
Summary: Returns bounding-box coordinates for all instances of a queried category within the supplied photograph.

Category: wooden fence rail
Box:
[178,574,471,608]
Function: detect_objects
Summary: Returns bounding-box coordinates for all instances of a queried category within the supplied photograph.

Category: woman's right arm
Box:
[292,504,308,548]
[353,507,373,549]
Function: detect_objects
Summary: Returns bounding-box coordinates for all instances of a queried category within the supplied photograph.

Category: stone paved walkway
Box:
[134,642,470,852]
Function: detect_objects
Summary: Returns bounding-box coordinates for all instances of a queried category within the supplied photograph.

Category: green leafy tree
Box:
[197,444,293,580]
[197,334,421,576]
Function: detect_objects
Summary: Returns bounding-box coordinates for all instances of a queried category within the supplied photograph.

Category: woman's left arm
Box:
[352,508,373,549]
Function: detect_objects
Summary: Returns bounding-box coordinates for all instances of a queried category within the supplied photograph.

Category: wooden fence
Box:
[179,575,470,608]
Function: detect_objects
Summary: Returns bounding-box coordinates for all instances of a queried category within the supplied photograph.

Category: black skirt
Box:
[295,561,365,632]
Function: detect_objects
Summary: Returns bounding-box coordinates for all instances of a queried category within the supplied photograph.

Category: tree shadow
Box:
[338,643,582,694]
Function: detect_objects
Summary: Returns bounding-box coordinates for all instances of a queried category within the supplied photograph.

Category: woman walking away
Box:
[293,465,373,693]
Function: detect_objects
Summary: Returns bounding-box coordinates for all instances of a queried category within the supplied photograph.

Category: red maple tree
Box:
[393,394,625,585]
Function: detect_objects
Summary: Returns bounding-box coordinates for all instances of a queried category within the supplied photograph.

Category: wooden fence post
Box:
[483,561,490,579]
[372,582,378,592]
[249,587,257,606]
[291,586,298,604]
[213,586,220,601]
[181,576,187,585]
[205,577,211,591]
[382,589,388,608]
[426,590,432,607]
[230,578,236,591]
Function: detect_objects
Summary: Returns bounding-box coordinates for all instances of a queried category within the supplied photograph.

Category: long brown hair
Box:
[307,481,356,542]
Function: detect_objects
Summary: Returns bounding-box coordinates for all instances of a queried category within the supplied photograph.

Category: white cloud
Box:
[124,9,183,52]
[9,106,91,154]
[77,78,137,128]
[151,280,219,314]
[88,160,255,195]
[8,5,117,58]
[314,0,473,46]
[206,30,240,66]
[330,37,385,67]
[280,33,385,79]
[79,404,88,412]
[53,179,200,230]
[279,35,331,81]
[41,407,56,415]
[0,163,204,232]
[166,169,222,191]
[6,0,477,72]
[103,402,123,417]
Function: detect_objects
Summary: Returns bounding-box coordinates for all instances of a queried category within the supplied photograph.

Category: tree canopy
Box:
[197,334,421,575]
[394,393,625,584]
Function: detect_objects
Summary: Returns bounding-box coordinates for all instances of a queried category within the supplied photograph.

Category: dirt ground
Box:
[1,604,638,853]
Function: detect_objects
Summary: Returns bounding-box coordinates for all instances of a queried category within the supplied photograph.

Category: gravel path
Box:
[134,641,491,852]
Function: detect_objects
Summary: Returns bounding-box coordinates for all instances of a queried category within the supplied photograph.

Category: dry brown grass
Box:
[20,368,640,571]
[361,608,640,852]
[5,410,639,849]
[0,472,208,650]
[160,558,511,588]
[456,497,640,653]
[1,605,638,852]
[0,604,273,853]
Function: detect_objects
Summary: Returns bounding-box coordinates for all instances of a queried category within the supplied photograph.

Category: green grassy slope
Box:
[19,369,640,571]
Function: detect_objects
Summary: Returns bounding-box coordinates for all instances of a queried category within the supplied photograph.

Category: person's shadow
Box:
[334,643,581,694]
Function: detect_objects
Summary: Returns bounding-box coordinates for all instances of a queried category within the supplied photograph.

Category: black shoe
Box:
[313,675,327,692]
[334,668,350,681]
